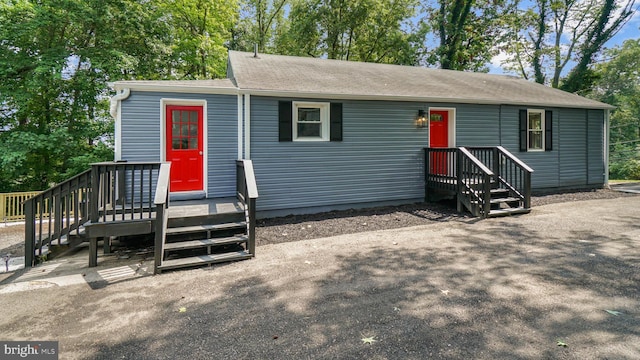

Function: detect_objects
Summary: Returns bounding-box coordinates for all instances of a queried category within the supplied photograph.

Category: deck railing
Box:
[236,160,259,256]
[0,191,41,222]
[24,170,92,266]
[466,146,533,209]
[25,161,163,267]
[90,162,162,223]
[457,147,494,217]
[153,163,171,274]
[424,148,458,194]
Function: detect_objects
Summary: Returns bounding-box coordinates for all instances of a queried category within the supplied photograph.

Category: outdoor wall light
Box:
[416,109,427,128]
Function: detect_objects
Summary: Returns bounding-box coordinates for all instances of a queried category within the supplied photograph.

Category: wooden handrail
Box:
[153,163,171,275]
[236,160,259,257]
[459,147,494,176]
[154,163,171,205]
[496,146,534,173]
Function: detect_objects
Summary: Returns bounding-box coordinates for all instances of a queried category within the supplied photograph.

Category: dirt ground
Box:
[0,188,635,258]
[0,195,639,359]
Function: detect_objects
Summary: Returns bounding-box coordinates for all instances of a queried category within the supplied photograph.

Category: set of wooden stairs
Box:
[483,187,531,217]
[156,199,254,273]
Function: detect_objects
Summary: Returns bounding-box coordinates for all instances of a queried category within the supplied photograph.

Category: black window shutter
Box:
[519,109,527,152]
[330,102,343,141]
[278,101,292,142]
[545,110,553,151]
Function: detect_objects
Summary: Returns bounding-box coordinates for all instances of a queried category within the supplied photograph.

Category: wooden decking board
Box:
[168,197,243,219]
[166,222,246,235]
[158,251,253,271]
[489,197,522,204]
[487,208,531,217]
[163,236,248,251]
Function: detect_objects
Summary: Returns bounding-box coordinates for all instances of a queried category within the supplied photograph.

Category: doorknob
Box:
[199,151,203,155]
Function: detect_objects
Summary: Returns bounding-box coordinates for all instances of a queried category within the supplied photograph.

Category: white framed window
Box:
[293,101,330,141]
[527,109,545,151]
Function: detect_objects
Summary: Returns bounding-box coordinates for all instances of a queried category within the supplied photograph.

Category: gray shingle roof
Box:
[228,51,613,110]
[113,79,236,91]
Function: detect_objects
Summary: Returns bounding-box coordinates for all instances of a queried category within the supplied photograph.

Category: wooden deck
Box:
[168,197,243,219]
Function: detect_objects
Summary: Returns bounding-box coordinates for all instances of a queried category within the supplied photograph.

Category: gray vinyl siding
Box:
[120,91,238,198]
[455,104,500,146]
[559,109,588,186]
[499,106,560,188]
[250,97,428,212]
[587,110,605,185]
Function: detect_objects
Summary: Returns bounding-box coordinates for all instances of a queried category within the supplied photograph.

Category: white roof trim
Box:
[113,83,238,95]
[238,88,614,110]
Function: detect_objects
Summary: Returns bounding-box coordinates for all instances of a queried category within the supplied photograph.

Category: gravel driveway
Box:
[1,195,639,359]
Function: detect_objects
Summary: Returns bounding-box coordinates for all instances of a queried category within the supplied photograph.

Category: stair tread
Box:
[159,251,253,270]
[489,197,522,204]
[488,207,531,217]
[166,222,246,235]
[164,235,248,251]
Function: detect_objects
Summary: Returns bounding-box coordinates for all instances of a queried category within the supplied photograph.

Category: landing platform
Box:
[169,197,243,218]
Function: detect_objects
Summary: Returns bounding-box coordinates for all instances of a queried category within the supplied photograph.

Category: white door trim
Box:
[160,98,208,196]
[428,107,456,147]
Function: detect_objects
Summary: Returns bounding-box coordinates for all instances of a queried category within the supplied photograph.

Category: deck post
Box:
[424,148,429,202]
[24,199,35,267]
[456,149,462,213]
[248,198,256,256]
[90,165,100,223]
[154,205,165,274]
[89,237,98,267]
[524,171,532,209]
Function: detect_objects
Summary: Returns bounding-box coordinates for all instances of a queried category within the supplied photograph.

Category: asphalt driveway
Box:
[1,196,639,359]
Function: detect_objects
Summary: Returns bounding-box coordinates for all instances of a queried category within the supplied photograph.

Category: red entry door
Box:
[166,105,204,192]
[429,110,449,175]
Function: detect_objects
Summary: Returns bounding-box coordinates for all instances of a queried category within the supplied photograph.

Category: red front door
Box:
[166,105,204,192]
[429,110,449,175]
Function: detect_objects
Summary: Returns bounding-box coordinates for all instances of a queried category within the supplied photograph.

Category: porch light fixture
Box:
[416,109,427,128]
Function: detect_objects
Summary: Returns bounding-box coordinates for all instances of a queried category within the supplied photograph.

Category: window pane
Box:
[529,112,542,130]
[172,123,179,136]
[181,138,189,149]
[189,137,198,149]
[529,131,542,149]
[181,124,189,137]
[172,110,180,123]
[189,111,198,123]
[189,123,198,137]
[298,123,321,137]
[298,108,321,122]
[172,138,182,150]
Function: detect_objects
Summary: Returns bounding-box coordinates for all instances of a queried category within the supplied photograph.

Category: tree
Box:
[501,0,636,90]
[423,0,516,71]
[590,39,640,179]
[282,0,425,65]
[159,0,239,79]
[230,0,289,53]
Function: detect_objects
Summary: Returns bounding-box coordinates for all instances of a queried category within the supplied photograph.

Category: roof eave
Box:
[238,88,616,110]
[112,82,238,95]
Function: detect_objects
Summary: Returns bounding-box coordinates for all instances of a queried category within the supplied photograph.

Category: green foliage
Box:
[425,0,514,71]
[159,0,239,79]
[281,0,425,65]
[590,39,640,180]
[0,0,239,192]
[501,0,636,89]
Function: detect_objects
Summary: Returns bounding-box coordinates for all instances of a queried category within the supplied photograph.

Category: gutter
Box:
[110,88,131,118]
[110,88,130,161]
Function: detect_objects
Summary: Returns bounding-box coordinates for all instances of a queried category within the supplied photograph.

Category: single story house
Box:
[111,51,614,218]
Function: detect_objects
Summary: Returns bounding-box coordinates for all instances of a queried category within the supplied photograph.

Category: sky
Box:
[488,3,640,75]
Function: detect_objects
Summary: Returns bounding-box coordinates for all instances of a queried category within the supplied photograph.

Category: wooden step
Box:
[489,197,522,204]
[166,222,246,235]
[490,188,510,196]
[164,235,248,252]
[487,207,531,218]
[158,251,253,272]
